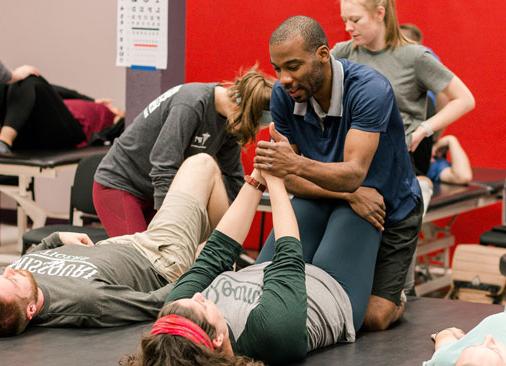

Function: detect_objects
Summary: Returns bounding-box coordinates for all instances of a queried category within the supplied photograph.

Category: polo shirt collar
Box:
[293,56,344,118]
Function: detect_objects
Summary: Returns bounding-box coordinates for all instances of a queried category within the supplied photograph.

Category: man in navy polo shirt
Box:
[255,16,422,331]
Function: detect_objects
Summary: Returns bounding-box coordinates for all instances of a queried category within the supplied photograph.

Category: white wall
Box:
[0,0,125,108]
[0,1,125,215]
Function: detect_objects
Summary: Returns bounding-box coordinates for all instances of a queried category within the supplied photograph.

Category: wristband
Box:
[244,175,266,192]
[419,122,434,137]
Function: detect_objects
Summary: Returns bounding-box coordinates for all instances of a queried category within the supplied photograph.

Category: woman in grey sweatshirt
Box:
[93,67,273,237]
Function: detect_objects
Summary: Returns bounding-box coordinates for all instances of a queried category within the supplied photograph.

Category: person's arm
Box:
[215,135,244,201]
[256,124,385,229]
[435,91,450,114]
[260,140,346,199]
[26,233,63,253]
[26,232,93,253]
[266,84,374,199]
[214,169,265,243]
[271,137,385,230]
[255,123,379,193]
[266,174,299,240]
[410,52,475,151]
[236,174,308,365]
[284,175,386,231]
[433,327,465,351]
[149,105,201,209]
[437,135,473,184]
[95,283,174,326]
[166,170,266,302]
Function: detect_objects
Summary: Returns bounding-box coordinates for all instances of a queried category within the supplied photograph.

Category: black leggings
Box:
[410,136,433,176]
[1,76,85,150]
[257,197,380,330]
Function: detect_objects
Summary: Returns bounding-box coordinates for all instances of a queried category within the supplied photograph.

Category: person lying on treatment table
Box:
[0,61,123,153]
[0,153,229,336]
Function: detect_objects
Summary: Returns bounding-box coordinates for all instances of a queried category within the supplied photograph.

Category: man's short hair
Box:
[270,15,328,52]
[0,296,28,337]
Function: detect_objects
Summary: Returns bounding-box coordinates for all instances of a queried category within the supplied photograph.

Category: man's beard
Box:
[291,62,325,103]
[16,269,38,303]
[308,60,325,97]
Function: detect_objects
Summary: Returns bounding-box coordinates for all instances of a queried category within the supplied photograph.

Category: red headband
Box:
[150,314,214,351]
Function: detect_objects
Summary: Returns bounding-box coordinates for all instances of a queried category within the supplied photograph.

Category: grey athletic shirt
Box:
[204,261,355,351]
[95,83,243,209]
[167,231,355,364]
[10,233,172,327]
[332,41,454,145]
[0,61,12,84]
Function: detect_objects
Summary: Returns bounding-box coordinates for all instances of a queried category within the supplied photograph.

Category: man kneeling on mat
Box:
[123,167,364,366]
[0,153,230,336]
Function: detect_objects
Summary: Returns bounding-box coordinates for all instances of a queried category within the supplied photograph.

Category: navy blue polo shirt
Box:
[270,57,420,223]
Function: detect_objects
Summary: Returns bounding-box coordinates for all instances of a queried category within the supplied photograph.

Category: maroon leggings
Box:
[92,181,156,237]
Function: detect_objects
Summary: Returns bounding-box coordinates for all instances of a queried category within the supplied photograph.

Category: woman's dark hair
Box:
[119,302,264,366]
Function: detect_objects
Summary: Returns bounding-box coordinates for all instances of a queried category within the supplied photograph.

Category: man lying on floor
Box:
[0,153,230,336]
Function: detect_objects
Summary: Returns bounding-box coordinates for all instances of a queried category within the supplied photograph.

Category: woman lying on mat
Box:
[93,67,274,237]
[425,312,506,366]
[0,60,123,153]
[122,167,376,366]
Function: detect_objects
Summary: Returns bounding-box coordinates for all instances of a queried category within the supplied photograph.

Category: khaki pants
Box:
[98,191,210,283]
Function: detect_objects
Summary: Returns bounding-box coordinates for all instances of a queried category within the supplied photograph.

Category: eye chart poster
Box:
[116,0,168,70]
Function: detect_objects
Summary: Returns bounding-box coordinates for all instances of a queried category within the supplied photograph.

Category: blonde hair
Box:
[358,0,413,48]
[225,67,274,146]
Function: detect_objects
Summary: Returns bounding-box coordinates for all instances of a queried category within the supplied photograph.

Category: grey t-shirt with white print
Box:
[11,233,171,327]
[203,261,355,352]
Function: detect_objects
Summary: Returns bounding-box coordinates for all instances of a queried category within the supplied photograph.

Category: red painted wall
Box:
[186,0,506,250]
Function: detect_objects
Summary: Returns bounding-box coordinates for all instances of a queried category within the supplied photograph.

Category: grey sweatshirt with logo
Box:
[95,83,243,209]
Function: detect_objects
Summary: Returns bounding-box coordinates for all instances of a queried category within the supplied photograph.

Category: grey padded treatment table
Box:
[0,297,502,366]
[0,146,109,250]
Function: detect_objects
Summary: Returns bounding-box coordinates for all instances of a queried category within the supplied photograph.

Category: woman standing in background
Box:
[332,0,475,176]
